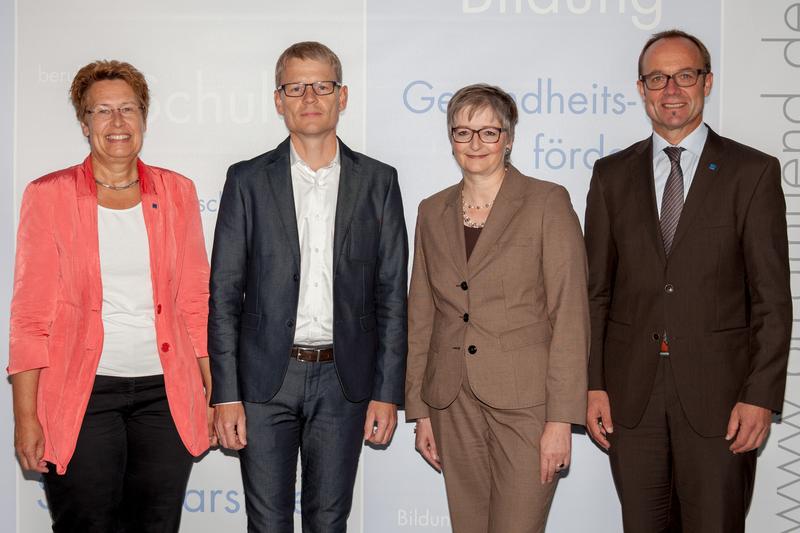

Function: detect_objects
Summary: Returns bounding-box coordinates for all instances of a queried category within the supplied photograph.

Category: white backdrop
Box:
[5,0,798,531]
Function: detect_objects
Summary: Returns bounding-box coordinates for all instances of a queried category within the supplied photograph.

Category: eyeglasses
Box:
[639,69,708,91]
[277,81,341,98]
[85,104,144,121]
[451,127,504,144]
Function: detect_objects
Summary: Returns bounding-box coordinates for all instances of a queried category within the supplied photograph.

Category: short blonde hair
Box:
[275,41,343,88]
[70,60,149,121]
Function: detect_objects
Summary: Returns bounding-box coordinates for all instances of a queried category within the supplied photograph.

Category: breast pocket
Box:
[349,221,378,262]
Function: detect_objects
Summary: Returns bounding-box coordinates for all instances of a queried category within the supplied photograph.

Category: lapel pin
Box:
[708,163,718,171]
[152,203,158,209]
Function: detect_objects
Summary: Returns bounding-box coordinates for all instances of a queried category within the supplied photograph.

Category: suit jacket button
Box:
[467,345,477,354]
[161,342,170,352]
[286,319,294,328]
[293,274,299,282]
[652,333,660,341]
[156,304,162,314]
[664,284,674,294]
[463,313,469,322]
[460,281,469,290]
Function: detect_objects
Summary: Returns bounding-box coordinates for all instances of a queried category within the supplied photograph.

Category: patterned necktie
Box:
[660,146,686,256]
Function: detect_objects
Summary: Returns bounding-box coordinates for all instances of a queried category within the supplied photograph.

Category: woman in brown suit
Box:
[405,84,589,533]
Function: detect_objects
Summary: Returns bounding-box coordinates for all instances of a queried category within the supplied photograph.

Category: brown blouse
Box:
[464,225,482,260]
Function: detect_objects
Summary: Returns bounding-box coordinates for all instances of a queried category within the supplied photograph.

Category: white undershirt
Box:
[290,141,340,346]
[96,203,163,377]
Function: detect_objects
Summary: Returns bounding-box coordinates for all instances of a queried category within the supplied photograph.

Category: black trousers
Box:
[240,358,369,533]
[43,374,194,533]
[608,357,756,533]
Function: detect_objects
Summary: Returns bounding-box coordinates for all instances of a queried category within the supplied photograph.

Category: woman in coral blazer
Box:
[405,84,590,533]
[8,60,214,532]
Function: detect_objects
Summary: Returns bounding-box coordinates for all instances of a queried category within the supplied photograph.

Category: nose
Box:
[664,77,681,95]
[111,108,126,126]
[302,85,319,103]
[469,132,483,150]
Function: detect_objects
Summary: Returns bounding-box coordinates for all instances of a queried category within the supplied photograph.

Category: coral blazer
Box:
[8,156,211,474]
[405,166,589,423]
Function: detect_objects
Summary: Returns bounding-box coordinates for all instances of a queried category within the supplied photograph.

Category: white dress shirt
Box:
[652,123,709,213]
[290,141,340,346]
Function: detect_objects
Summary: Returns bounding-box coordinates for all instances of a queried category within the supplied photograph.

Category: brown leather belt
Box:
[291,345,334,363]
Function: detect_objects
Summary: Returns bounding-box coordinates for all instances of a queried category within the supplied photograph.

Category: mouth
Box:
[661,103,686,109]
[105,134,131,141]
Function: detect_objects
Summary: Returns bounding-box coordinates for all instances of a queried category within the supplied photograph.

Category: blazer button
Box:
[286,319,294,328]
[460,281,469,291]
[467,345,477,354]
[293,274,300,282]
[664,284,675,294]
[156,304,162,314]
[161,342,170,352]
[462,313,470,322]
[652,333,660,341]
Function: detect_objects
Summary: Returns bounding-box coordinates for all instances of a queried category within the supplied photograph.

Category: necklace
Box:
[462,194,494,228]
[95,178,140,191]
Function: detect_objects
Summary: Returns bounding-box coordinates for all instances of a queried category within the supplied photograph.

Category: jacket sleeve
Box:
[208,166,248,404]
[176,180,210,358]
[8,182,59,375]
[739,156,792,413]
[371,168,409,405]
[541,185,590,424]
[584,164,617,391]
[404,208,435,421]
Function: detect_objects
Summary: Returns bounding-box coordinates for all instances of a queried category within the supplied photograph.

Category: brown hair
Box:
[447,84,518,163]
[275,41,343,88]
[70,60,149,121]
[638,29,712,77]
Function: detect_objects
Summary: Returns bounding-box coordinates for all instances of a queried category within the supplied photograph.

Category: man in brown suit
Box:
[584,29,791,532]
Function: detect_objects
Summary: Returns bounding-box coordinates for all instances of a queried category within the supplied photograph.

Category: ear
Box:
[337,85,348,113]
[80,120,90,138]
[274,89,284,116]
[703,71,714,97]
[636,79,646,101]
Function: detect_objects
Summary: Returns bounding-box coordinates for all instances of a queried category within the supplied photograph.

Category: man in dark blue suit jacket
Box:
[209,42,408,533]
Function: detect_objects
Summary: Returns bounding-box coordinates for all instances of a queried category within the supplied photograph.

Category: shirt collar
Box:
[289,140,340,174]
[652,122,708,161]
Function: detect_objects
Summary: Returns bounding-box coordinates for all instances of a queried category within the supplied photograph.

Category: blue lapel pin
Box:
[708,163,718,171]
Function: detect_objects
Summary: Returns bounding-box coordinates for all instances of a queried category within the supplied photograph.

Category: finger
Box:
[752,426,769,450]
[588,422,610,449]
[730,424,754,453]
[600,410,614,434]
[236,414,247,446]
[35,460,49,474]
[363,411,377,440]
[725,410,740,441]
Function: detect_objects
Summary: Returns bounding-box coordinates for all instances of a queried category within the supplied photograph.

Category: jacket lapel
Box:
[467,166,526,275]
[264,138,301,270]
[441,185,468,279]
[670,128,724,253]
[333,140,364,276]
[630,137,666,265]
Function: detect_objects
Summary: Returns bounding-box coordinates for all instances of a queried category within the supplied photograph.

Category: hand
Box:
[726,402,772,453]
[15,415,47,473]
[206,405,218,448]
[414,417,441,472]
[363,400,397,445]
[214,403,247,450]
[587,390,614,450]
[540,421,571,484]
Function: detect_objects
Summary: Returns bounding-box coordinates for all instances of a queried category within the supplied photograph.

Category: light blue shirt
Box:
[652,123,709,214]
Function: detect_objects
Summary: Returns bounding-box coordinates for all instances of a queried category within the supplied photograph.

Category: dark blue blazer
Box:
[209,137,408,405]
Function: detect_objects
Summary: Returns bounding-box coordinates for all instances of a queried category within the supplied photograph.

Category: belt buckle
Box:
[296,347,321,363]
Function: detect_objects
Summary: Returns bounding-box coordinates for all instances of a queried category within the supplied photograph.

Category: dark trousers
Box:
[609,357,756,533]
[240,358,369,533]
[43,375,194,533]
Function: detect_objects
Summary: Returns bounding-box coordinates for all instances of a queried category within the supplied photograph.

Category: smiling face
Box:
[450,106,510,180]
[274,57,347,141]
[80,79,145,167]
[637,36,713,144]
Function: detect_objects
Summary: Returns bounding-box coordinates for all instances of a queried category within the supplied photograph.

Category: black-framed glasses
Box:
[639,69,708,90]
[278,81,341,97]
[451,126,504,144]
[84,104,144,121]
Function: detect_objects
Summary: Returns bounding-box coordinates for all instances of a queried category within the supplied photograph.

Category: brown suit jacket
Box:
[405,166,589,424]
[585,127,791,437]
